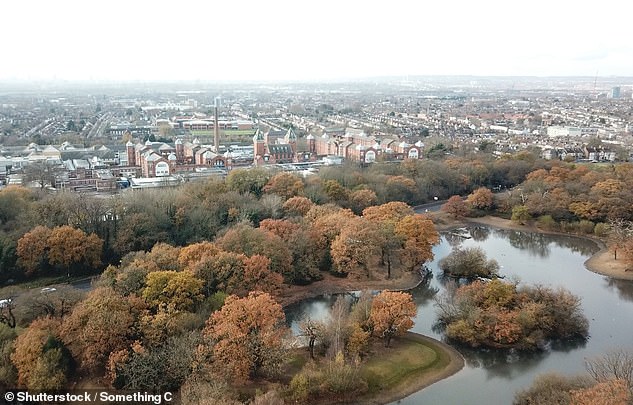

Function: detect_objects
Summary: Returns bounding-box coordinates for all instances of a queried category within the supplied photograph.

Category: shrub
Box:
[439,247,500,279]
[436,280,589,350]
[577,220,595,235]
[594,222,608,237]
[537,215,558,231]
[514,373,591,405]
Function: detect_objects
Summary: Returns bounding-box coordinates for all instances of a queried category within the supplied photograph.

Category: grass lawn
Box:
[360,335,445,394]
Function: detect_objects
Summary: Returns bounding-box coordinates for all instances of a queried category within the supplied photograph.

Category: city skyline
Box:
[2,0,631,82]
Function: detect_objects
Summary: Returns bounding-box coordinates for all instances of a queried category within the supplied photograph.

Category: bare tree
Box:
[325,296,351,357]
[607,220,633,260]
[298,316,325,360]
[585,348,633,392]
[23,160,60,189]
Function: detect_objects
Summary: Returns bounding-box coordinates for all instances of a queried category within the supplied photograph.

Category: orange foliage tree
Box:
[11,317,69,391]
[369,291,417,347]
[282,196,314,217]
[362,202,414,278]
[215,223,292,282]
[466,187,494,210]
[395,214,440,272]
[202,291,287,382]
[47,226,102,271]
[330,218,381,278]
[570,379,630,405]
[16,225,51,275]
[263,172,304,200]
[60,288,145,372]
[349,189,378,214]
[177,241,220,271]
[17,225,102,276]
[442,195,469,218]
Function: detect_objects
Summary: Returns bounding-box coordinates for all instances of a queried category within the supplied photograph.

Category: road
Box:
[413,199,448,213]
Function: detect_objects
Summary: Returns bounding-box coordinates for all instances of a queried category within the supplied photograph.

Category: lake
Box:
[285,226,633,405]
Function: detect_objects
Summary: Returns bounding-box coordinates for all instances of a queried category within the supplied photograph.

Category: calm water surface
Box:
[285,226,633,405]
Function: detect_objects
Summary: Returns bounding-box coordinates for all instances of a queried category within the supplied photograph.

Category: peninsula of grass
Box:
[278,332,463,405]
[356,332,463,404]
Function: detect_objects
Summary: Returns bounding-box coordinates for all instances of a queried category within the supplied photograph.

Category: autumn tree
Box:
[282,196,314,217]
[47,226,103,274]
[137,242,182,272]
[142,271,204,312]
[514,373,592,405]
[191,250,245,296]
[395,214,440,273]
[259,219,301,241]
[362,202,414,278]
[263,172,304,200]
[191,249,283,297]
[436,280,588,350]
[323,179,349,204]
[385,175,417,204]
[570,379,631,405]
[60,287,145,372]
[442,195,469,218]
[178,241,220,271]
[215,223,292,282]
[369,291,417,347]
[17,225,102,276]
[349,189,378,214]
[606,219,633,261]
[16,226,51,275]
[203,291,287,382]
[241,255,283,297]
[467,187,494,210]
[584,349,633,392]
[330,218,381,278]
[11,317,71,391]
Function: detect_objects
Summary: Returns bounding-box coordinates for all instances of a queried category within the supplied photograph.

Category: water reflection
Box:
[493,229,551,258]
[469,226,491,241]
[604,277,633,302]
[285,225,633,405]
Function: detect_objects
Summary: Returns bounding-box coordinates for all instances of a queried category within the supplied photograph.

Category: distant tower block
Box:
[175,138,184,162]
[610,87,621,99]
[126,140,136,166]
[214,96,221,153]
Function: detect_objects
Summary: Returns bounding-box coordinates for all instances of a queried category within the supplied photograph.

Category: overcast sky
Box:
[2,0,630,81]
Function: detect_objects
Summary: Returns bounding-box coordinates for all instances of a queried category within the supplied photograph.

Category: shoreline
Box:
[445,215,633,282]
[275,213,631,405]
[355,332,465,405]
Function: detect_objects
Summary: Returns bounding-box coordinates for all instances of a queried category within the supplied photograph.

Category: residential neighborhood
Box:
[1,77,632,192]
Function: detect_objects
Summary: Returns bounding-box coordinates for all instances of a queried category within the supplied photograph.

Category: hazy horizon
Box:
[3,0,631,82]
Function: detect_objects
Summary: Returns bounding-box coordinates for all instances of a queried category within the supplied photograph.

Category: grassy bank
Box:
[356,332,463,405]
